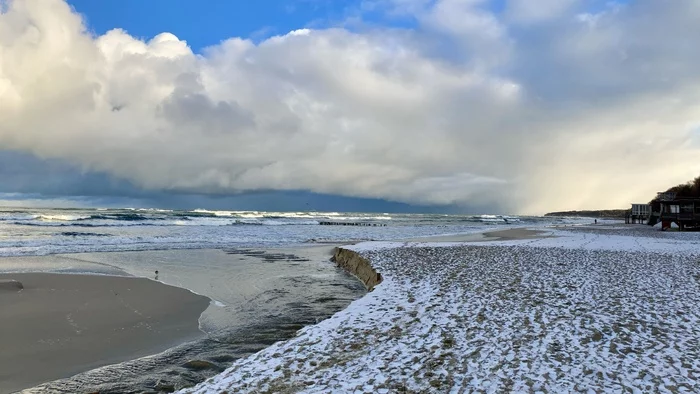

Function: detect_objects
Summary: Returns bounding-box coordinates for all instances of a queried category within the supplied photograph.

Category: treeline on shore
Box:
[648,175,700,213]
[651,176,700,202]
[544,210,628,218]
[546,175,700,219]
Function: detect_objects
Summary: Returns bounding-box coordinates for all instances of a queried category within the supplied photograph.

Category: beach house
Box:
[651,192,700,231]
[626,203,651,224]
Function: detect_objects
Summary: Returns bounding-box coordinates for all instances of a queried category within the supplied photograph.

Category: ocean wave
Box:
[59,232,112,237]
[191,210,392,222]
[10,217,323,228]
[39,214,92,221]
[1,209,543,231]
[473,215,521,223]
[0,208,578,260]
[12,221,143,228]
[192,209,241,217]
[0,213,38,221]
[329,216,393,221]
[83,213,157,221]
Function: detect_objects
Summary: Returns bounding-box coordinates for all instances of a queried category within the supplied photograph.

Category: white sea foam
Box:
[192,210,391,221]
[0,207,614,258]
[0,213,38,221]
[38,214,91,221]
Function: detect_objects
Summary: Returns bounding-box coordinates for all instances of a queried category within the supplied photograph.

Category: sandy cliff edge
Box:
[332,247,382,291]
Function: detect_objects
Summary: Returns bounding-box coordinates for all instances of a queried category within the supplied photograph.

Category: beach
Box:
[183,225,700,393]
[402,227,551,242]
[0,209,649,392]
[0,273,209,393]
[7,246,365,393]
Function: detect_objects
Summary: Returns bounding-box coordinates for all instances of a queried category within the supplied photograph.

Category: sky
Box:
[1,0,699,214]
[66,0,365,51]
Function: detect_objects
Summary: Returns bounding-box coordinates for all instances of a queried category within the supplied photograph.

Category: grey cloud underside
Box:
[1,0,700,214]
[0,151,143,197]
[0,150,474,212]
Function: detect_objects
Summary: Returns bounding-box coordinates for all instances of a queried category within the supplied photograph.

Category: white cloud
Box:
[1,0,700,214]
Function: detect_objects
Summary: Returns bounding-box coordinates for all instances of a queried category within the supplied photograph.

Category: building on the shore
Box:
[648,192,700,231]
[656,192,678,201]
[626,203,651,224]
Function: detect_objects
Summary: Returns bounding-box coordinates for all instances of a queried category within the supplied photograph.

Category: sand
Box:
[0,273,210,393]
[482,227,550,240]
[402,227,550,242]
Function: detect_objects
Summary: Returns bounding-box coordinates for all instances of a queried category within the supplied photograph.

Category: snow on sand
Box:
[182,227,700,393]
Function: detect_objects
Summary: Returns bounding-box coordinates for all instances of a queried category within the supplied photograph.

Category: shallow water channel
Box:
[17,246,366,393]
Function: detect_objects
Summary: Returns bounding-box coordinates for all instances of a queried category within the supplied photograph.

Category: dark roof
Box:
[660,197,700,203]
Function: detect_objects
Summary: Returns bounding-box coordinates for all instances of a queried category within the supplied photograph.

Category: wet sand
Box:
[0,273,209,393]
[403,228,550,242]
[482,228,550,240]
[13,247,366,394]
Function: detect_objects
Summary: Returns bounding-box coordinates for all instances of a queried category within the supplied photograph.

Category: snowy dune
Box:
[182,226,700,393]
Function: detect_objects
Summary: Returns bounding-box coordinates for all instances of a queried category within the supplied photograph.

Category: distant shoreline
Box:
[544,209,627,218]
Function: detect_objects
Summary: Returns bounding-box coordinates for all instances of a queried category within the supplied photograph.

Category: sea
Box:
[0,207,595,257]
[0,207,596,393]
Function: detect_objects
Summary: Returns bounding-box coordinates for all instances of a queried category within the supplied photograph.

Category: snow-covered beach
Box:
[183,225,700,393]
[0,208,606,392]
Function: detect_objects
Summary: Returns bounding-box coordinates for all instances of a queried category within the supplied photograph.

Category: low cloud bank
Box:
[1,0,699,214]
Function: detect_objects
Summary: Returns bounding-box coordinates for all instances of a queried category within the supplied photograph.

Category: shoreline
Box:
[182,225,700,393]
[9,244,366,393]
[0,272,209,393]
[401,227,552,243]
[2,224,652,393]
